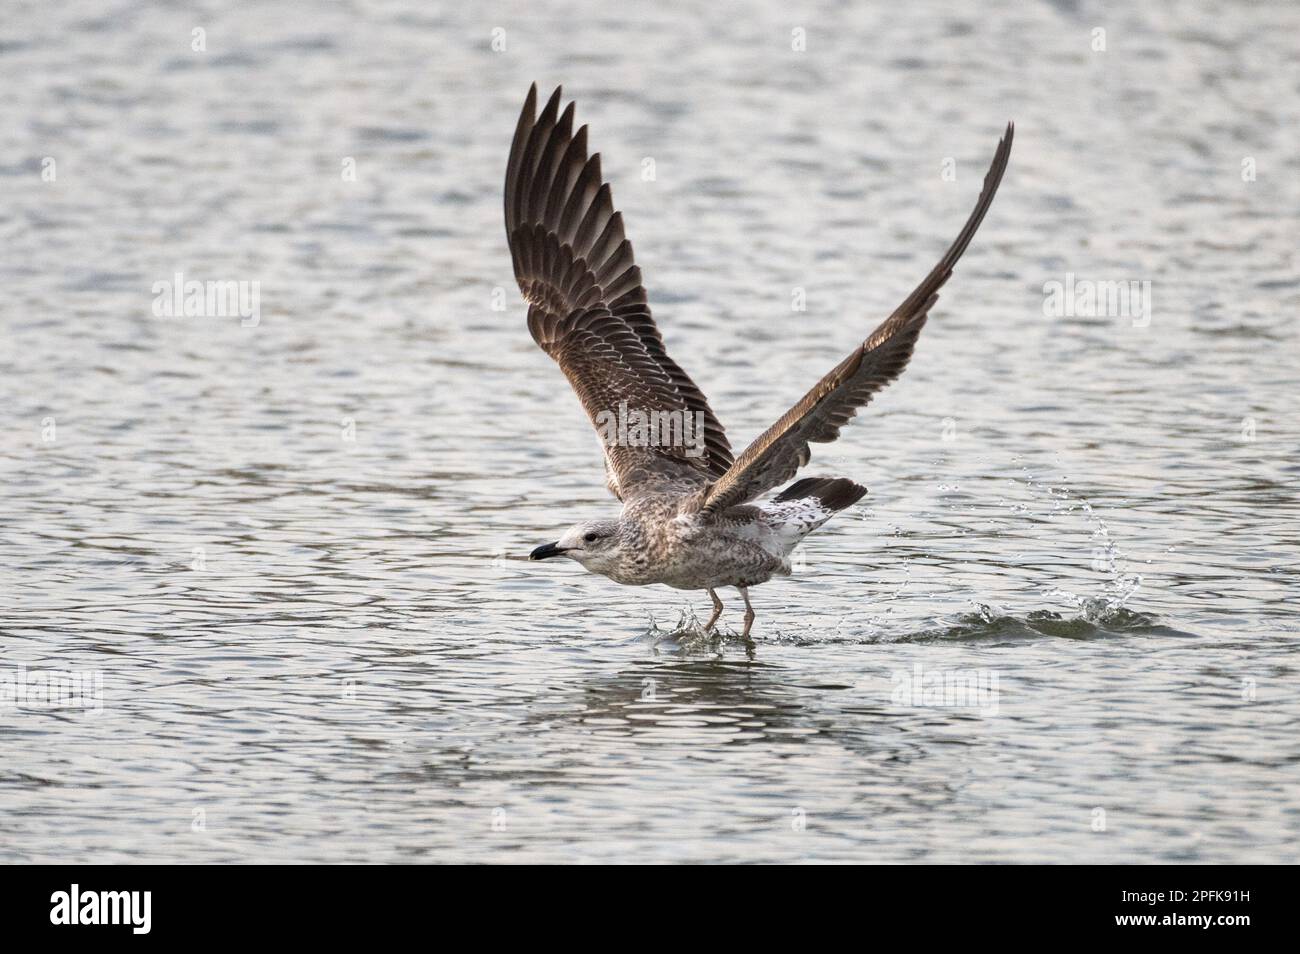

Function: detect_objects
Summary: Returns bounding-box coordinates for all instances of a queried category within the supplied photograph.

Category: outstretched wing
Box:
[697,123,1014,517]
[505,84,733,499]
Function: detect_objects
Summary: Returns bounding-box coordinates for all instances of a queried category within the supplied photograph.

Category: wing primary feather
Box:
[503,85,736,497]
[504,83,538,231]
[697,123,1014,516]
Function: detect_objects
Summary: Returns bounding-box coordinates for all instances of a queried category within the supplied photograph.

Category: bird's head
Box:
[529,518,623,574]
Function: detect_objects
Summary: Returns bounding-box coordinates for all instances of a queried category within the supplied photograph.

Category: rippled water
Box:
[2,0,1298,863]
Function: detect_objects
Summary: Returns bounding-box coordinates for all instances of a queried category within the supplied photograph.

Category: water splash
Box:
[923,602,1166,642]
[643,608,749,654]
[1018,464,1145,623]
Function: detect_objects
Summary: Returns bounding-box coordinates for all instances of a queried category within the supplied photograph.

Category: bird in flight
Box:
[506,84,1012,641]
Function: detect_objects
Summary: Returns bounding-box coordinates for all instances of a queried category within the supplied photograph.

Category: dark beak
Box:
[529,541,566,561]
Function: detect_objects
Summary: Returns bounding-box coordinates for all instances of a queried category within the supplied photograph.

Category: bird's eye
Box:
[583,532,599,543]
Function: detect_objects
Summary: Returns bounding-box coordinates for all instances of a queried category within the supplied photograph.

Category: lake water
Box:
[1,0,1297,863]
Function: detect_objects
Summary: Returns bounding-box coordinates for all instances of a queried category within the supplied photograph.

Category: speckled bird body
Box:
[504,84,1012,638]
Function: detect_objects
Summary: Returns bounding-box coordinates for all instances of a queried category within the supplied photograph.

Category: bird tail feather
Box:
[774,476,867,511]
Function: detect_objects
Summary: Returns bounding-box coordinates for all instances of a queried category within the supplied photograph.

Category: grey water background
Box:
[1,0,1297,863]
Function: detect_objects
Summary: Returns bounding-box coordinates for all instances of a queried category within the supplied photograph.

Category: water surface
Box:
[1,0,1297,862]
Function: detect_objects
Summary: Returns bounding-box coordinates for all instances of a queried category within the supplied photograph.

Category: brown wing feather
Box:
[505,85,734,499]
[698,123,1014,517]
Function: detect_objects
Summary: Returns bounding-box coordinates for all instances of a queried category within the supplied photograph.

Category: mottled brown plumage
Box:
[506,84,733,499]
[508,85,1013,639]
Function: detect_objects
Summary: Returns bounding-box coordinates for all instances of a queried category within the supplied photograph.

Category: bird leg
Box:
[704,588,724,632]
[739,587,756,642]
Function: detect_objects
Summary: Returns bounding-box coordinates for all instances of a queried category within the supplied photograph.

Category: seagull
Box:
[507,84,1012,640]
